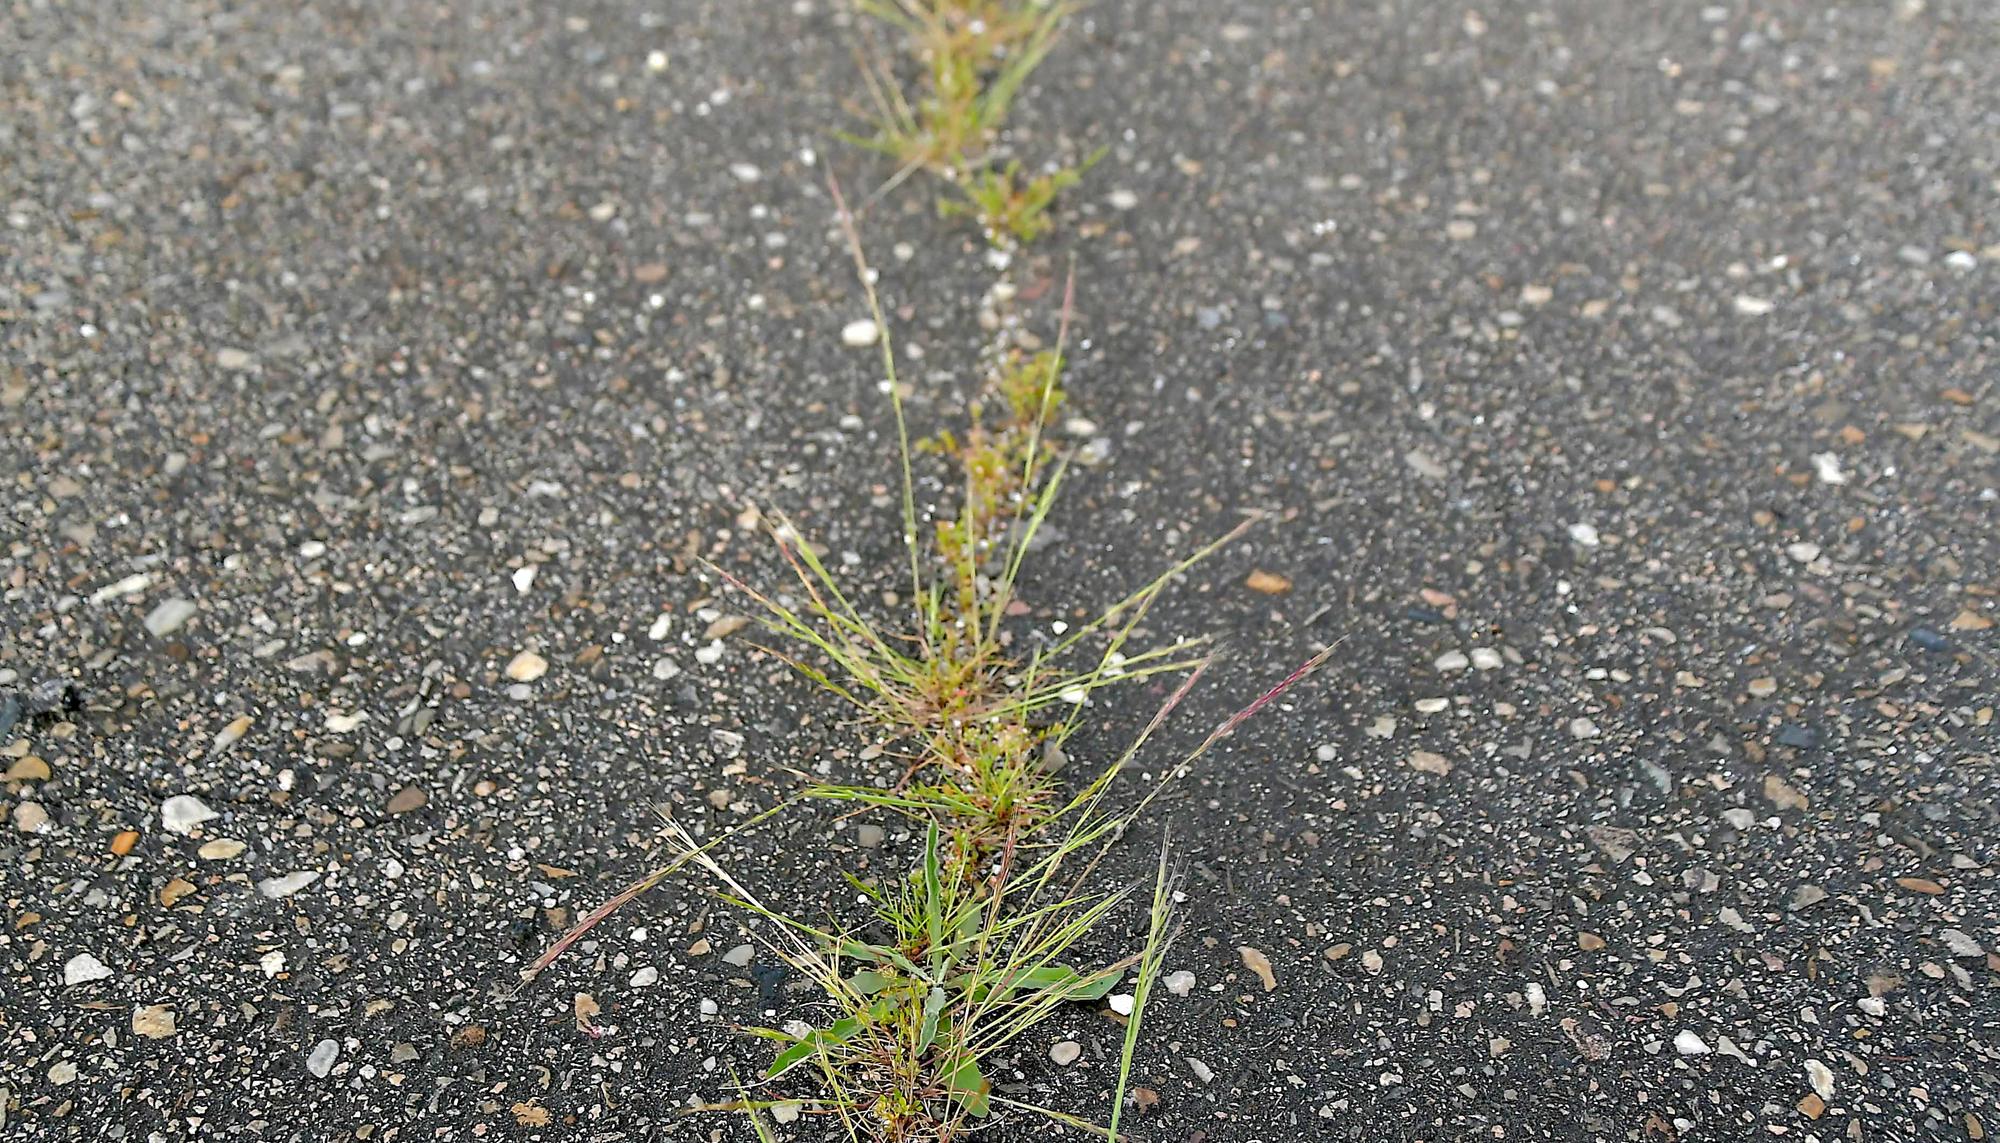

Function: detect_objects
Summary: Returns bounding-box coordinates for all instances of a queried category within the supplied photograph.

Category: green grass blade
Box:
[829,173,927,621]
[1110,842,1178,1139]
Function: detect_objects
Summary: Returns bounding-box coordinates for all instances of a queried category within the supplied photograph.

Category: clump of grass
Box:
[846,0,1094,245]
[529,181,1331,1141]
[689,185,1324,1138]
[711,183,1240,864]
[678,818,1157,1139]
[848,1,1061,177]
[939,152,1102,246]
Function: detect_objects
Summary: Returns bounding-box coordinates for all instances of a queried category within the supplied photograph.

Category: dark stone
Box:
[1776,724,1819,749]
[749,961,789,1007]
[26,678,78,715]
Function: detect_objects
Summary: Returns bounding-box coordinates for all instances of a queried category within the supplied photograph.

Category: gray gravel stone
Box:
[142,599,197,637]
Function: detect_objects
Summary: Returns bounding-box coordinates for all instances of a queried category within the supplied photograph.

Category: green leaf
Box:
[1010,965,1120,1001]
[765,1038,818,1080]
[916,986,947,1054]
[848,969,892,996]
[763,1016,863,1080]
[953,904,982,943]
[921,823,944,959]
[944,1054,991,1117]
[837,939,893,963]
[841,870,885,902]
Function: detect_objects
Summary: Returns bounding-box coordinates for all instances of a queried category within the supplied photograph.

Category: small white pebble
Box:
[1733,295,1775,316]
[306,1039,340,1078]
[1805,1058,1834,1100]
[1674,1030,1711,1056]
[840,318,879,347]
[257,870,320,899]
[64,953,113,986]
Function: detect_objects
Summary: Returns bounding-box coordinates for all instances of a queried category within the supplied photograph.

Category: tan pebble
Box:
[132,1004,177,1039]
[1950,609,1993,632]
[212,715,254,751]
[1245,569,1292,595]
[1408,750,1453,776]
[6,755,51,781]
[702,615,750,641]
[505,651,548,682]
[13,802,50,833]
[1237,945,1277,991]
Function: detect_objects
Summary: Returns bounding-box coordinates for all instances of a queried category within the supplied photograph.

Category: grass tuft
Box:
[845,0,1094,245]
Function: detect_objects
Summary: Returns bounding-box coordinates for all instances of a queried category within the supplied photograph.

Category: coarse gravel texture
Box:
[4,1,1999,1141]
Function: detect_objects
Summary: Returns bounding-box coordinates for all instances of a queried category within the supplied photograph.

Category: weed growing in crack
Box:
[845,0,1095,246]
[528,182,1331,1142]
[685,184,1326,1139]
[939,152,1102,246]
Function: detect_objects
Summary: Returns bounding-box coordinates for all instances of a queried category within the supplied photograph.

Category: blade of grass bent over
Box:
[518,797,799,987]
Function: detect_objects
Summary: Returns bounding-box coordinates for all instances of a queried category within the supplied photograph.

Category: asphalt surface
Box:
[4,1,1999,1140]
